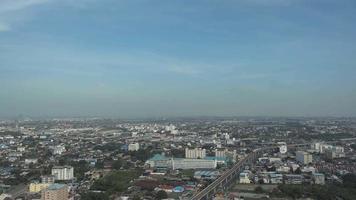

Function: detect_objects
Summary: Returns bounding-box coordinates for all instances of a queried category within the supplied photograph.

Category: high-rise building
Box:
[296,151,312,165]
[51,166,74,181]
[41,184,68,200]
[185,148,206,159]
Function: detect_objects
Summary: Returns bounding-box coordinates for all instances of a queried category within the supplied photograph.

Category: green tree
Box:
[156,190,168,200]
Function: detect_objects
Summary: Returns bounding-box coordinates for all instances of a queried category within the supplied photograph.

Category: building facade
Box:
[51,166,74,181]
[185,148,206,159]
[41,184,68,200]
[296,151,312,165]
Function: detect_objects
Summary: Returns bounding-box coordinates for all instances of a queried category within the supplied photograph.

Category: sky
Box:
[0,0,356,118]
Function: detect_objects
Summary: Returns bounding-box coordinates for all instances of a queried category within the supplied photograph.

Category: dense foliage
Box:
[276,174,356,200]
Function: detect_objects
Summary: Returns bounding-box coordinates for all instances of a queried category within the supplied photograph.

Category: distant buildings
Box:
[185,148,206,159]
[215,148,237,163]
[128,143,140,151]
[296,151,312,165]
[51,166,74,181]
[41,184,68,200]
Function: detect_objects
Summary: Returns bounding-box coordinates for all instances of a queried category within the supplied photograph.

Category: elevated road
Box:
[190,143,311,200]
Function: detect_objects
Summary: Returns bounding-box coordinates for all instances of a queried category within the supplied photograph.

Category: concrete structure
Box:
[145,154,171,168]
[296,151,312,164]
[313,173,325,185]
[128,143,140,151]
[29,183,50,193]
[239,172,250,184]
[41,184,68,200]
[172,158,216,170]
[0,194,12,200]
[185,148,206,159]
[194,171,220,180]
[191,143,311,200]
[41,175,55,184]
[53,145,66,155]
[277,142,287,154]
[51,166,74,181]
[25,158,38,164]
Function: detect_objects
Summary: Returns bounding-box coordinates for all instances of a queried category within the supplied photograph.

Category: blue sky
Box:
[1,0,356,118]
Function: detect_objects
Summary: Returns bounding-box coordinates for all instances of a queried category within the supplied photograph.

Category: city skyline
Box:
[1,0,356,118]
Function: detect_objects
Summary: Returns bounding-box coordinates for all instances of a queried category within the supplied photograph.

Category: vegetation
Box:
[128,147,154,162]
[156,190,168,200]
[81,192,109,200]
[90,169,143,195]
[275,174,356,200]
[350,143,356,151]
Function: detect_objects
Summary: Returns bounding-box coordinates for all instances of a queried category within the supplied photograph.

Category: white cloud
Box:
[0,0,51,32]
[0,0,50,13]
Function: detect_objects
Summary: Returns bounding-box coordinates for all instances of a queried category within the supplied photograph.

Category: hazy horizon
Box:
[1,0,356,118]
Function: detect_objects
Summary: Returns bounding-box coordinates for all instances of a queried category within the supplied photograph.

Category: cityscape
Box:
[1,0,356,200]
[0,117,355,199]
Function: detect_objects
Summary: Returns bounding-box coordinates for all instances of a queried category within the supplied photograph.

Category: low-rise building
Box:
[41,184,68,200]
[296,151,312,165]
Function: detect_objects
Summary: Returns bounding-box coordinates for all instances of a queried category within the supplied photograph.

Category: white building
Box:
[185,148,206,159]
[51,166,74,181]
[128,143,140,151]
[172,158,216,170]
[296,151,312,165]
[53,145,66,155]
[25,158,38,164]
[313,173,325,185]
[277,142,287,154]
[239,172,251,184]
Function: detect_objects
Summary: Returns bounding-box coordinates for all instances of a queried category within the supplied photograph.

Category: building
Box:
[185,148,206,159]
[172,158,216,170]
[41,175,55,184]
[53,145,66,155]
[128,143,140,151]
[296,151,312,165]
[146,154,217,169]
[25,158,38,164]
[29,183,50,193]
[313,173,325,185]
[145,154,171,168]
[41,184,68,200]
[215,148,237,163]
[51,166,74,181]
[194,170,220,180]
[325,149,346,160]
[215,148,227,158]
[284,175,303,184]
[277,142,287,154]
[239,172,250,184]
